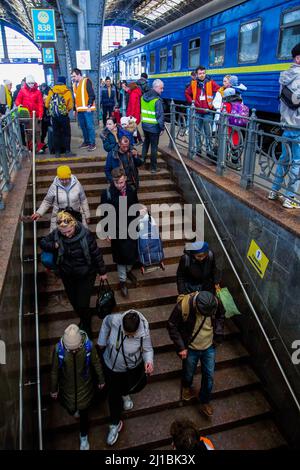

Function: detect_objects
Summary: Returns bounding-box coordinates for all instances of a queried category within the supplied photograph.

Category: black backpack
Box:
[280,85,300,111]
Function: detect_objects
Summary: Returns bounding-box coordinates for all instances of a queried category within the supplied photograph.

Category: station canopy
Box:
[0,0,212,37]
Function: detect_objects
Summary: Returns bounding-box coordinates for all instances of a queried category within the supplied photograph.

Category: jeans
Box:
[142,130,160,171]
[77,111,95,145]
[272,130,300,198]
[196,113,213,153]
[182,344,215,404]
[117,264,133,282]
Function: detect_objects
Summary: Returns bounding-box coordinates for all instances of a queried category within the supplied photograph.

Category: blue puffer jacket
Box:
[141,89,165,134]
[102,126,134,153]
[101,85,117,107]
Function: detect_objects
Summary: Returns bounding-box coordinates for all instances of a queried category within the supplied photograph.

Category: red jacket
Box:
[185,78,220,113]
[15,83,44,119]
[126,87,142,124]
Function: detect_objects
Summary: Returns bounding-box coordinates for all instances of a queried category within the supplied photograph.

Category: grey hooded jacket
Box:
[97,311,154,372]
[279,63,300,127]
[37,175,90,232]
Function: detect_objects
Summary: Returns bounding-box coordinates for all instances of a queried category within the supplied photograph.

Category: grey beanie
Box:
[195,291,218,317]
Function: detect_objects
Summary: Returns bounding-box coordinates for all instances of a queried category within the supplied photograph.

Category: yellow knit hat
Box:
[57,165,71,179]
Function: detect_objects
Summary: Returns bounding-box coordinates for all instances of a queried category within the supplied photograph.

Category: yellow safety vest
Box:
[141,97,158,124]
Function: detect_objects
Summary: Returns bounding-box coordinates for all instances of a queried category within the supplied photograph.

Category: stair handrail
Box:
[18,211,24,449]
[32,111,43,449]
[165,124,300,414]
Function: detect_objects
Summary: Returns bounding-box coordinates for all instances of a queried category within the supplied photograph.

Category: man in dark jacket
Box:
[51,323,105,450]
[40,209,107,336]
[141,79,165,174]
[105,135,143,190]
[137,73,150,95]
[167,291,224,417]
[101,76,117,126]
[101,167,139,297]
[177,241,221,295]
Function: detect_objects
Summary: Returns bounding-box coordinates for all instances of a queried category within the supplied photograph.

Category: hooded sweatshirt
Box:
[98,311,154,372]
[45,84,74,113]
[37,175,90,232]
[279,63,300,127]
[141,89,165,134]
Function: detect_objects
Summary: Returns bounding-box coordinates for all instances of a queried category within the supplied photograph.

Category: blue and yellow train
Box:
[100,0,300,119]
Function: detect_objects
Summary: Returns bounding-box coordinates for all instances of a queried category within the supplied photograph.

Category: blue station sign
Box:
[31,9,57,42]
[42,47,55,64]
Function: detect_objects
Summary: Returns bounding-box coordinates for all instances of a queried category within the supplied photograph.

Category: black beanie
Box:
[195,291,217,317]
[291,43,300,58]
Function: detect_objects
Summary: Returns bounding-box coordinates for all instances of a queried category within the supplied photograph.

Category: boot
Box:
[127,270,138,287]
[120,281,128,297]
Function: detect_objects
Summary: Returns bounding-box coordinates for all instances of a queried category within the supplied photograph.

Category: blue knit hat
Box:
[57,76,66,85]
[186,241,209,254]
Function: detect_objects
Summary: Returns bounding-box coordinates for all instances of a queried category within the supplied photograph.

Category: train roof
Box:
[101,0,248,61]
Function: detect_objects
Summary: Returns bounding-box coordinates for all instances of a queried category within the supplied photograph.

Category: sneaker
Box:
[65,151,77,157]
[151,168,161,174]
[282,198,300,209]
[88,144,96,151]
[79,434,90,450]
[268,190,279,200]
[181,386,196,401]
[55,153,61,158]
[73,410,80,418]
[122,395,133,411]
[120,281,128,297]
[107,420,123,446]
[79,142,89,149]
[199,403,214,417]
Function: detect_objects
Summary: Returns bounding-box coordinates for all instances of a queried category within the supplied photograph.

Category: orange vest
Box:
[200,436,215,450]
[73,78,96,112]
[205,81,214,109]
[191,80,197,101]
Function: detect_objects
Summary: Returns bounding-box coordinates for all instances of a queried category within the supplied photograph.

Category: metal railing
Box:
[0,107,28,209]
[165,123,300,414]
[168,100,300,200]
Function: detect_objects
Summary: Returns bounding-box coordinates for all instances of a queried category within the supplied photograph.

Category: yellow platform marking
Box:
[247,240,269,279]
[36,156,104,163]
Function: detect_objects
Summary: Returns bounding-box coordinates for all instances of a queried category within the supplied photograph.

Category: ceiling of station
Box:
[0,0,212,38]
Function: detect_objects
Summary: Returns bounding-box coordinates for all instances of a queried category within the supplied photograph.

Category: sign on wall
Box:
[42,47,55,64]
[247,240,269,279]
[76,50,91,70]
[31,9,57,42]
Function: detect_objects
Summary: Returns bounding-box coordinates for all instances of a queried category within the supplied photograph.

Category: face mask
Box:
[27,83,35,88]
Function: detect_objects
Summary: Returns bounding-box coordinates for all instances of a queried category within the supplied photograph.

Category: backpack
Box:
[280,85,300,111]
[138,215,164,267]
[56,337,92,380]
[49,92,68,118]
[228,102,249,127]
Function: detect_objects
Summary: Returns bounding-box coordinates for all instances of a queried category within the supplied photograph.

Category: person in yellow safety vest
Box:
[170,419,215,451]
[185,65,220,155]
[71,68,97,152]
[141,79,165,174]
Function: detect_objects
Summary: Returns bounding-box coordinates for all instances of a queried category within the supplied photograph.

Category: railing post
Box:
[169,99,176,150]
[188,101,196,160]
[216,111,227,176]
[0,124,13,193]
[240,109,258,189]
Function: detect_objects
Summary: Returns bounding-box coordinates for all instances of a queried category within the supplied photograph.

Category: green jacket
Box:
[51,333,105,414]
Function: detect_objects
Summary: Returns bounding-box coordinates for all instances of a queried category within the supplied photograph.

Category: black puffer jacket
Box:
[176,250,221,295]
[40,223,106,278]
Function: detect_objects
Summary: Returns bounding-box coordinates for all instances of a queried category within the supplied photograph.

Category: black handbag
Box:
[126,361,147,394]
[96,279,116,319]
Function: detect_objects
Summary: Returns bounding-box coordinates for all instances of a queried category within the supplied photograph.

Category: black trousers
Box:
[52,115,71,153]
[104,364,130,425]
[141,131,160,171]
[102,105,114,126]
[60,271,96,336]
[79,409,89,436]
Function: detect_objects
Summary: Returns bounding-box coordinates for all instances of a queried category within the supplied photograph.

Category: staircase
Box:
[33,154,287,450]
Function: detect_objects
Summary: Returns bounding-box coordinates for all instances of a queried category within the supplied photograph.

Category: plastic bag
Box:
[217,287,241,318]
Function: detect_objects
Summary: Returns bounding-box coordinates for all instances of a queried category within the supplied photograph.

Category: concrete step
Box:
[43,389,272,450]
[43,365,260,434]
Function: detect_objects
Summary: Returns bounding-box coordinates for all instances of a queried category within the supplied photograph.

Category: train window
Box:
[141,54,147,73]
[209,30,225,66]
[172,44,182,71]
[134,56,139,76]
[160,48,168,72]
[278,8,300,59]
[150,51,155,73]
[189,38,200,68]
[238,20,261,63]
